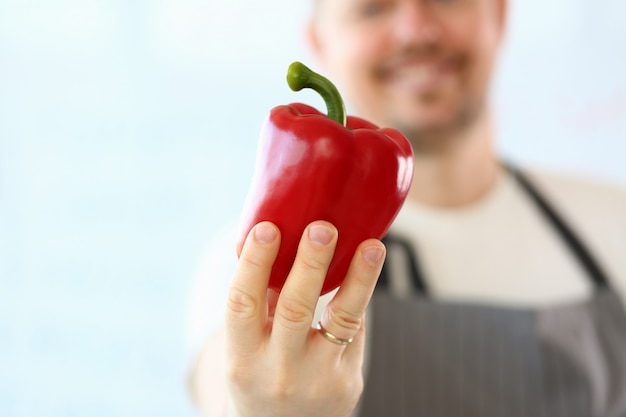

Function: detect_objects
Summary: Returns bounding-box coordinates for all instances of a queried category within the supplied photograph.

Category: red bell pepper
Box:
[237,62,414,295]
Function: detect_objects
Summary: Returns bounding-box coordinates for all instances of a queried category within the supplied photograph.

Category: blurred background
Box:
[0,0,624,416]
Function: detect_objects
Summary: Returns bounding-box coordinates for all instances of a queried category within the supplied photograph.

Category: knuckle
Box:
[267,374,297,401]
[344,376,364,402]
[334,375,363,399]
[353,269,377,289]
[299,252,328,273]
[226,360,253,389]
[276,297,314,329]
[226,286,259,319]
[326,304,363,333]
[238,251,267,270]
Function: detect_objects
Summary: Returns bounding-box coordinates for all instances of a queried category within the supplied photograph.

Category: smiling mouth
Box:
[381,54,463,96]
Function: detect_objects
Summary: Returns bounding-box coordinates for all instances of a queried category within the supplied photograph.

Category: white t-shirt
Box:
[385,168,626,307]
[185,167,626,354]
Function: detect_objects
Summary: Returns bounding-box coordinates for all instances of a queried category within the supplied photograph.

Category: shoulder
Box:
[521,166,626,212]
[518,165,626,297]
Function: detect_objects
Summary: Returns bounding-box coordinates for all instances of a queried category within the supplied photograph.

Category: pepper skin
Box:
[237,62,414,295]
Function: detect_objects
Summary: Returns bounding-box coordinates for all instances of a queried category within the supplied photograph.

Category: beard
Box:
[390,90,486,156]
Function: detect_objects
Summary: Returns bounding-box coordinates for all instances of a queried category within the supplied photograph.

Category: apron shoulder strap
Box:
[507,164,610,289]
[378,234,429,295]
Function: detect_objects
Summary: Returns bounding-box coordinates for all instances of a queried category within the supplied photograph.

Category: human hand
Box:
[225,221,385,417]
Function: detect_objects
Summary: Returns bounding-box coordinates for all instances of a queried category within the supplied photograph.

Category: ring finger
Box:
[315,239,385,354]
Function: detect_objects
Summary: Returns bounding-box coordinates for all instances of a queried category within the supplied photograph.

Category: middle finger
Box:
[270,221,338,355]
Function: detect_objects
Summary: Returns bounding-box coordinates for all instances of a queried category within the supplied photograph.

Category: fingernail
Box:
[363,246,384,265]
[255,223,277,243]
[309,225,334,246]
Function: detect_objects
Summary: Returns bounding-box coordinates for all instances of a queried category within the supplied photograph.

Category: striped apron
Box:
[358,167,626,417]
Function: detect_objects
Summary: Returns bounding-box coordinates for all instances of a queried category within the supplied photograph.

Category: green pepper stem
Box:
[286,61,346,127]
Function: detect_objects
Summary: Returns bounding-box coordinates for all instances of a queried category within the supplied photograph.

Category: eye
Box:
[355,0,390,19]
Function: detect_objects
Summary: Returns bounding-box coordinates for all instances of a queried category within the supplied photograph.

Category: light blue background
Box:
[0,1,624,416]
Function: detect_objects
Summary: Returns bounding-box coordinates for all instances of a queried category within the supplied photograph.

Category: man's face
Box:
[310,0,506,150]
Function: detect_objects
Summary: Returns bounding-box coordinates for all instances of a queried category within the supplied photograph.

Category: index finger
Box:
[225,222,280,357]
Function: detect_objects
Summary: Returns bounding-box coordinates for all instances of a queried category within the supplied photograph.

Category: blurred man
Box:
[189,0,626,416]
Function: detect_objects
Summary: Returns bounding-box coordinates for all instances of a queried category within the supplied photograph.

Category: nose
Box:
[392,1,441,45]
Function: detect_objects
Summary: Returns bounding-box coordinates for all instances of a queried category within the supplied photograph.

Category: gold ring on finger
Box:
[316,322,353,346]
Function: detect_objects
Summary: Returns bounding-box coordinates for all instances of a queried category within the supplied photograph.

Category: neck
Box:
[407,113,500,208]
